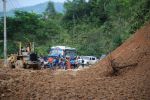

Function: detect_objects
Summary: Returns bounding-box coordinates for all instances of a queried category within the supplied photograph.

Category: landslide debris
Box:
[0,22,150,100]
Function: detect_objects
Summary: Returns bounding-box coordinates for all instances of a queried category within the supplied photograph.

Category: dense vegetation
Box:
[0,0,150,58]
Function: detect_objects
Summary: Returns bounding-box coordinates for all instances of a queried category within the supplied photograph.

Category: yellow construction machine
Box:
[8,42,41,69]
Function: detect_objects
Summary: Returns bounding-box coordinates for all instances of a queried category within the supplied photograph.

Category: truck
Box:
[78,56,98,66]
[48,46,78,68]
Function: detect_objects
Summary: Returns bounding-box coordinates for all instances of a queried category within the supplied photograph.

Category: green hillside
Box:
[0,0,150,57]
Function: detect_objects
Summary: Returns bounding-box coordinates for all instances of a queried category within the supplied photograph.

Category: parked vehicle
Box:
[48,46,79,68]
[78,56,98,66]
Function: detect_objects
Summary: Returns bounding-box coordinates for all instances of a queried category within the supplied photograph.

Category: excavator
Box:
[8,42,41,69]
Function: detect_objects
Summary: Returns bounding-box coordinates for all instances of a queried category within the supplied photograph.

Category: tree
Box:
[44,1,56,18]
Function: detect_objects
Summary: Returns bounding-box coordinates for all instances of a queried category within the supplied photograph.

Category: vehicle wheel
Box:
[30,64,40,70]
[26,64,30,69]
[23,64,27,68]
[15,60,23,69]
[40,62,44,69]
[87,62,89,66]
[35,64,41,70]
[8,62,15,68]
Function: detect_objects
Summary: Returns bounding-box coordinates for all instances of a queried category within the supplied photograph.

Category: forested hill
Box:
[0,0,150,57]
[0,2,64,16]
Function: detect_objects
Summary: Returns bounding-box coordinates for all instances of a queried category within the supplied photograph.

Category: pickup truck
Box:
[78,56,98,66]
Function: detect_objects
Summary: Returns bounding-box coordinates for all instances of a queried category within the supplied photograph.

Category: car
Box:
[78,56,98,66]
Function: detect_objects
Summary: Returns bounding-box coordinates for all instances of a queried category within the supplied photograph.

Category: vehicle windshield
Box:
[80,56,90,60]
[65,50,77,58]
[50,49,63,56]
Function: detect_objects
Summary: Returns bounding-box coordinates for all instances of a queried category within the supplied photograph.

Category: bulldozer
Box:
[8,42,41,69]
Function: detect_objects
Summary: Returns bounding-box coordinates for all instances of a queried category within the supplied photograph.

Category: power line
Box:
[12,0,19,9]
[8,0,16,10]
[12,0,17,8]
[9,0,21,10]
[7,0,14,10]
[15,0,21,8]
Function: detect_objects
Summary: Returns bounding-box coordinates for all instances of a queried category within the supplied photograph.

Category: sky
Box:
[0,0,67,11]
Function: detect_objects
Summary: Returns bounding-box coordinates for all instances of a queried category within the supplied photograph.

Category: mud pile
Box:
[0,23,150,100]
[79,22,150,78]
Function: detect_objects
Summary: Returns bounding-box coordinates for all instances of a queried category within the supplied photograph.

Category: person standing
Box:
[66,57,71,69]
[75,57,78,69]
[60,58,65,69]
[82,59,84,68]
[55,57,59,67]
[48,57,53,69]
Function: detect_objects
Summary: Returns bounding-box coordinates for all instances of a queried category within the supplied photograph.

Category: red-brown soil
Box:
[0,22,150,100]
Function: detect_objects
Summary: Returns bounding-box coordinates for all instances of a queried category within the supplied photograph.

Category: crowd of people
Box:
[39,56,83,70]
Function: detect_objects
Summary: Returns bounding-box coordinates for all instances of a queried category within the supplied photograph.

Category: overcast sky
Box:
[0,0,67,11]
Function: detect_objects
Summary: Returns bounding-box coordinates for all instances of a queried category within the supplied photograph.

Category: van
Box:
[78,56,98,65]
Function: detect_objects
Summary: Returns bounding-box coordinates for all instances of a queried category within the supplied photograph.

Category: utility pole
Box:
[3,0,7,67]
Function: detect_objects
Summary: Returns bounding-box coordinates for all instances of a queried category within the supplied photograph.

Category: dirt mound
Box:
[80,22,150,77]
[0,23,150,100]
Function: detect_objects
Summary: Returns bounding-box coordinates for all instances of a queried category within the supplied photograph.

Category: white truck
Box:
[78,56,98,66]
